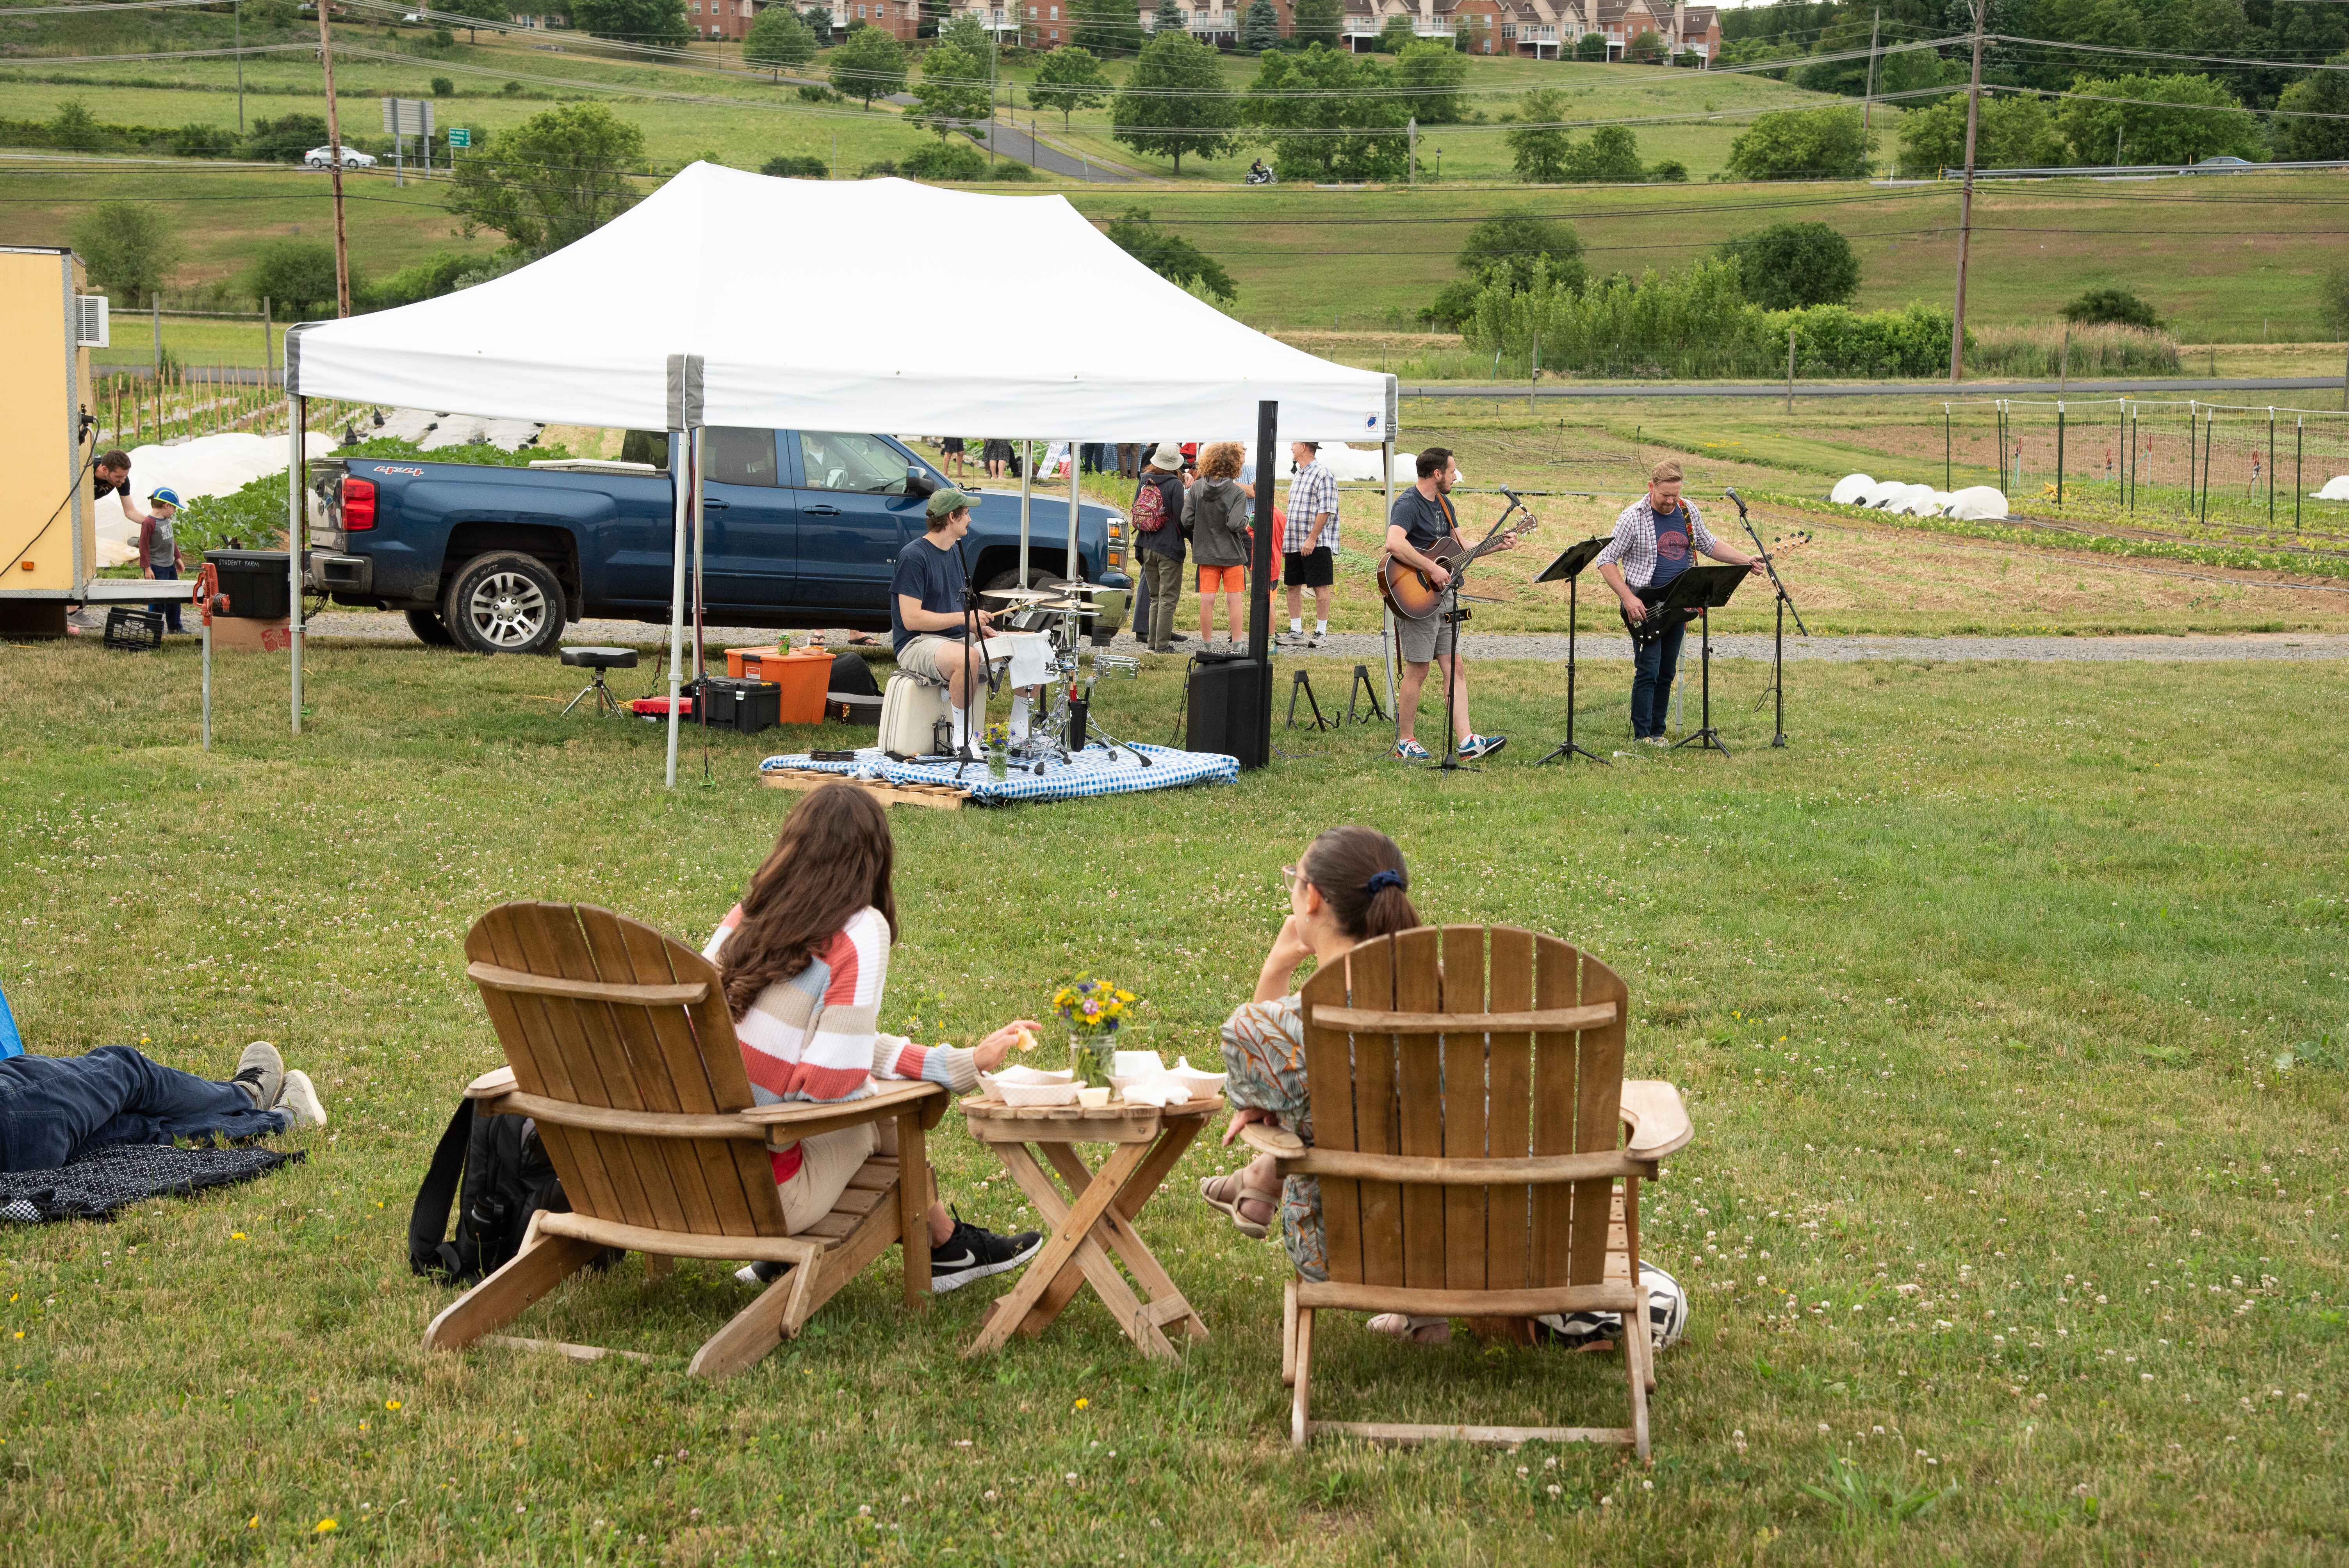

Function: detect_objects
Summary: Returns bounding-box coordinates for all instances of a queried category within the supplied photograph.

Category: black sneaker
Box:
[930,1210,1043,1294]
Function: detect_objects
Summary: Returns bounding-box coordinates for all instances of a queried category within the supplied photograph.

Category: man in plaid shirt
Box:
[1277,441,1340,648]
[1595,460,1763,745]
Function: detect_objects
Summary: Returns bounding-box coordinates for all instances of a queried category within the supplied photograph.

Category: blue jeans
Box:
[1629,617,1686,739]
[0,1047,288,1173]
[147,563,184,633]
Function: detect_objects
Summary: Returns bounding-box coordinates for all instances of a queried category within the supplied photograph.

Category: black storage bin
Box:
[701,677,781,734]
[203,549,292,620]
[1185,654,1270,770]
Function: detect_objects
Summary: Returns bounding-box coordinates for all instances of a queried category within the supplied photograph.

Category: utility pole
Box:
[1946,0,1985,384]
[1408,116,1417,183]
[235,0,245,133]
[317,0,351,317]
[1861,7,1879,138]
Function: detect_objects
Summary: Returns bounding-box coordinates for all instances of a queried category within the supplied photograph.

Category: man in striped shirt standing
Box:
[1594,460,1763,745]
[1277,441,1340,649]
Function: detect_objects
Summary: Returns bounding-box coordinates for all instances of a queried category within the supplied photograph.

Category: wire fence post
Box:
[2295,415,2303,530]
[1785,328,1796,416]
[2186,400,2197,513]
[2199,410,2212,527]
[1943,403,1951,490]
[2055,402,2065,506]
[2267,408,2276,526]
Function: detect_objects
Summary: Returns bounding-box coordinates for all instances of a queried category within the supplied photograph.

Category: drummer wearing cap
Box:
[140,485,186,634]
[893,486,1036,755]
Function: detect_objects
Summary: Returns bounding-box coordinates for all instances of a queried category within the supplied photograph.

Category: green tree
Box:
[1072,0,1139,56]
[1458,16,1490,54]
[939,12,992,55]
[2317,265,2349,339]
[802,5,835,45]
[1457,207,1585,292]
[49,100,105,152]
[1563,123,1643,182]
[1103,207,1237,303]
[1574,30,1606,60]
[1247,43,1408,182]
[444,102,646,257]
[2274,52,2349,162]
[1506,87,1574,182]
[901,139,990,179]
[1152,0,1185,37]
[241,112,330,163]
[1716,221,1859,309]
[831,25,910,106]
[430,76,457,96]
[1624,27,1664,62]
[568,0,690,47]
[1290,0,1342,50]
[1895,93,2061,176]
[2053,73,2263,166]
[914,42,994,133]
[73,201,177,307]
[1239,0,1281,52]
[744,6,818,75]
[440,0,508,41]
[2061,286,2161,329]
[761,153,830,176]
[1031,45,1112,130]
[1376,14,1415,51]
[242,241,354,318]
[1111,29,1241,173]
[1396,39,1468,123]
[1725,106,1872,179]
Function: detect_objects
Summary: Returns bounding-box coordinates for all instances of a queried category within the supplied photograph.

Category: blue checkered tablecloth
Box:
[759,741,1239,805]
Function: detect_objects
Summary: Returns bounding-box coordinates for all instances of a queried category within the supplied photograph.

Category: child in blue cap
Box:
[141,485,184,633]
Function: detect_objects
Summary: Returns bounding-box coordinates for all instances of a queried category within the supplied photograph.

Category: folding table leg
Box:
[1036,1140,1206,1343]
[964,1139,1161,1358]
[1021,1115,1205,1334]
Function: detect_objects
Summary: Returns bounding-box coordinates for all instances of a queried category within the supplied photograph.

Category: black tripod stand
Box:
[1647,565,1746,758]
[1534,536,1610,766]
[1725,487,1808,749]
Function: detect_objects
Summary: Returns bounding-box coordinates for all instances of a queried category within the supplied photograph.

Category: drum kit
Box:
[971,581,1143,773]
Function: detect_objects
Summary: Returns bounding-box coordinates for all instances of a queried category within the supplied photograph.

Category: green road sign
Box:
[447,127,471,149]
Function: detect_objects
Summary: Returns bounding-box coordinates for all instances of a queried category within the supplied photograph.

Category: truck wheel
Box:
[404,608,456,647]
[442,552,565,656]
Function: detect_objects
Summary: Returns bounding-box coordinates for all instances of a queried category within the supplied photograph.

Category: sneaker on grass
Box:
[1392,737,1431,761]
[931,1210,1043,1294]
[1456,732,1507,761]
[275,1069,327,1128]
[231,1042,283,1112]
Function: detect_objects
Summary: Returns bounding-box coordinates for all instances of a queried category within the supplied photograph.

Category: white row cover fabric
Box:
[287,162,1394,442]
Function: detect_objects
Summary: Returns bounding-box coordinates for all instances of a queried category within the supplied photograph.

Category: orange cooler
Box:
[769,647,833,724]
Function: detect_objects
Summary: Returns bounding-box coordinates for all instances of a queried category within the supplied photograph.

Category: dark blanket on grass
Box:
[0,1142,305,1224]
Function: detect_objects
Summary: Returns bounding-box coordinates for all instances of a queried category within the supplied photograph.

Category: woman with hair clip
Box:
[1196,826,1451,1343]
[703,782,1044,1293]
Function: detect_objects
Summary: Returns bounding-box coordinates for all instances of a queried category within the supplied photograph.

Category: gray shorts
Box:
[895,633,961,684]
[1392,609,1456,665]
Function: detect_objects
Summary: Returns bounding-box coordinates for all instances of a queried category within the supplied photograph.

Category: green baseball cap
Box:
[925,486,973,520]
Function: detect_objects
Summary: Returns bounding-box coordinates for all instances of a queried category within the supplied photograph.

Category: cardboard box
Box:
[208,616,292,653]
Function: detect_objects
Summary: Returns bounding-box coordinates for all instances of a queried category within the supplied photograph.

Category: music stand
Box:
[1655,564,1746,757]
[1534,537,1610,767]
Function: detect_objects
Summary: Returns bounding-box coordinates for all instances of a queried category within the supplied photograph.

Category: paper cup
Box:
[1076,1086,1113,1109]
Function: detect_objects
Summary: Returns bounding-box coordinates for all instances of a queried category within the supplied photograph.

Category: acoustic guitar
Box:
[1377,512,1541,622]
[1618,530,1812,649]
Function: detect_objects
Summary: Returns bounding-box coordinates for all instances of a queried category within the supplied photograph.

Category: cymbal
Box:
[1048,582,1119,595]
[981,588,1061,604]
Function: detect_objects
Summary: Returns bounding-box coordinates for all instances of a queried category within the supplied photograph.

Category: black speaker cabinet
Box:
[1185,654,1270,770]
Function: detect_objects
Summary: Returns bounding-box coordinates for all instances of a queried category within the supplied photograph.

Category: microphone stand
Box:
[952,534,1001,776]
[1727,490,1807,750]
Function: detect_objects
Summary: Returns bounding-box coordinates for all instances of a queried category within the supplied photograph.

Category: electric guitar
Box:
[1378,511,1541,622]
[1618,530,1811,649]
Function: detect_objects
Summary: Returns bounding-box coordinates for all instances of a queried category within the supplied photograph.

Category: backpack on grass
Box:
[406,1098,606,1284]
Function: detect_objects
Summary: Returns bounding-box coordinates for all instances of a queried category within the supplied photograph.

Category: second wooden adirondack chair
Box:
[1241,925,1692,1456]
[421,901,946,1379]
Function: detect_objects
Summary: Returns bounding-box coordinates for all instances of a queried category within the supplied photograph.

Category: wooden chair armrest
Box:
[738,1080,944,1126]
[1620,1079,1693,1161]
[464,1066,517,1100]
[1237,1123,1308,1162]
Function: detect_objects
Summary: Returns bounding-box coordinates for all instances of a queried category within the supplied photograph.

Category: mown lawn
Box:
[0,631,2343,1565]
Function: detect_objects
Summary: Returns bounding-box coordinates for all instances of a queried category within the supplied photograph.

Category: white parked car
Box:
[304,145,378,169]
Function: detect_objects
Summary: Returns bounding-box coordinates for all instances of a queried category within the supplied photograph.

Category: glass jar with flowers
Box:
[1053,975,1135,1089]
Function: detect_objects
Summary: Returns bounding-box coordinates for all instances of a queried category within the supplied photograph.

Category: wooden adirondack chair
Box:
[1240,925,1692,1456]
[421,901,946,1379]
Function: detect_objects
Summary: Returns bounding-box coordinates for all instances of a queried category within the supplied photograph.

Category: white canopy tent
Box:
[281,162,1397,783]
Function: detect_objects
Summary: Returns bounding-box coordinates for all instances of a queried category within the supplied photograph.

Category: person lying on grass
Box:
[1198,826,1455,1344]
[0,1039,326,1174]
[704,781,1044,1293]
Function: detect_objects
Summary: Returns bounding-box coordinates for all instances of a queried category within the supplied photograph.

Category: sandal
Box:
[1198,1171,1278,1239]
[1367,1313,1453,1346]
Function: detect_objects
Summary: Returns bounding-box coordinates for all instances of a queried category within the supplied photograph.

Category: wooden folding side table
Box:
[960,1095,1216,1362]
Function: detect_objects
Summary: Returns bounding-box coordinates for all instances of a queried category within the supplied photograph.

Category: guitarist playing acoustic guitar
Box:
[1594,460,1765,747]
[1383,447,1520,763]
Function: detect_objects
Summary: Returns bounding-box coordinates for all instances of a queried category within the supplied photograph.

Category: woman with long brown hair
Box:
[1198,826,1448,1340]
[703,782,1043,1292]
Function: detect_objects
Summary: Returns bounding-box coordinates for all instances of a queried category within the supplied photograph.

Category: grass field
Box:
[2,626,2345,1564]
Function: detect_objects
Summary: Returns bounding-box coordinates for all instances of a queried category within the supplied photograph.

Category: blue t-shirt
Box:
[890,533,966,654]
[1649,504,1693,591]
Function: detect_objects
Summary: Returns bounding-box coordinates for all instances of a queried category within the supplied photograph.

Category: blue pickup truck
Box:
[305,428,1130,655]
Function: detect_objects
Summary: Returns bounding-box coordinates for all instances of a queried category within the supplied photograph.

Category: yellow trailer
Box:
[0,246,149,637]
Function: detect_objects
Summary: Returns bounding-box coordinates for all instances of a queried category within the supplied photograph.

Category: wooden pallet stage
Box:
[759,767,970,811]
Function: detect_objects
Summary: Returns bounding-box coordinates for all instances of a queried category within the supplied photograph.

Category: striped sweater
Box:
[703,903,978,1184]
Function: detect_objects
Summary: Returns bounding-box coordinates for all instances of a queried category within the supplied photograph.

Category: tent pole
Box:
[1018,440,1032,587]
[1381,437,1397,736]
[692,427,707,681]
[664,425,688,789]
[1065,435,1080,584]
[288,392,304,735]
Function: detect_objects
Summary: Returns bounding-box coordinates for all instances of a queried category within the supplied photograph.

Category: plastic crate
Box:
[103,607,166,652]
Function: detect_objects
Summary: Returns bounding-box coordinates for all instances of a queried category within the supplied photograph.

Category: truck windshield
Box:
[797,432,911,495]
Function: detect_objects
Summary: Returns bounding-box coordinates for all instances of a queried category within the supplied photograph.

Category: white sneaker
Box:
[232,1042,283,1111]
[274,1069,327,1129]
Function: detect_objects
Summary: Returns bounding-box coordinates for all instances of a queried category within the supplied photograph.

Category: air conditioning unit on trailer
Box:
[75,293,109,348]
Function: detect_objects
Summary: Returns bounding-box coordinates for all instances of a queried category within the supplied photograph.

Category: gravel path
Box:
[300,613,2349,663]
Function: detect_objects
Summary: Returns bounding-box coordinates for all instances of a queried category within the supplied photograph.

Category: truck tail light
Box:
[342,476,376,531]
